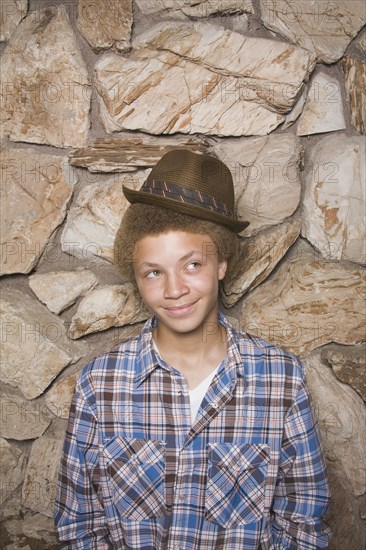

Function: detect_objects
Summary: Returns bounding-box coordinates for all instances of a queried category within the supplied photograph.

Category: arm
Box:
[54,376,112,549]
[270,376,332,549]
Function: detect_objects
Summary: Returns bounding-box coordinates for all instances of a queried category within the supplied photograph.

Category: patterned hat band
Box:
[141,179,235,218]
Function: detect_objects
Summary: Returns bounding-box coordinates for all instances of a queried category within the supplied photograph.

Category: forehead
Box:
[134,231,216,262]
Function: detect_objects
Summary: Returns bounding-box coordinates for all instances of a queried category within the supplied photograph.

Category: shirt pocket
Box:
[205,442,269,528]
[103,436,166,520]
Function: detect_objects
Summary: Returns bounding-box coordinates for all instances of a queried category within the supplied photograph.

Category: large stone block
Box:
[0,6,91,147]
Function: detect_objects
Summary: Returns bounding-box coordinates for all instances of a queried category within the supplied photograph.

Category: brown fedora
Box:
[122,150,248,232]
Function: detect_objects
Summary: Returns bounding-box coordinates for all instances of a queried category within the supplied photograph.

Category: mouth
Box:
[164,300,198,317]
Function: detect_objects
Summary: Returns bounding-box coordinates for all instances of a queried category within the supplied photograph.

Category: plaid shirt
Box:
[55,313,331,549]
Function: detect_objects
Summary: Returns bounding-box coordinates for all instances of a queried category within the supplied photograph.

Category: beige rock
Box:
[135,0,253,17]
[3,513,57,547]
[69,136,208,172]
[322,345,366,401]
[302,134,366,264]
[304,353,366,497]
[134,21,315,113]
[222,218,301,307]
[0,392,52,440]
[0,6,91,147]
[77,0,133,52]
[22,434,64,516]
[0,289,83,399]
[95,49,284,137]
[29,269,98,314]
[213,134,302,235]
[354,27,366,55]
[260,0,366,63]
[45,373,78,419]
[0,0,27,41]
[0,438,26,505]
[61,172,147,263]
[342,56,366,135]
[282,87,307,130]
[68,283,149,339]
[0,148,75,276]
[239,240,366,356]
[297,72,346,136]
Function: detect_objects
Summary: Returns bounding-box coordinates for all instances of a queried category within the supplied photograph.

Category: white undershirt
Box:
[189,366,220,423]
[152,339,221,423]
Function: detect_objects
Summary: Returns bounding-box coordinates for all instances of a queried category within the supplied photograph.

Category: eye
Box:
[145,269,161,279]
[186,261,201,271]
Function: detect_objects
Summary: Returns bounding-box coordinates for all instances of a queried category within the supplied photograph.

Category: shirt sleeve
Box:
[269,372,332,549]
[54,374,112,549]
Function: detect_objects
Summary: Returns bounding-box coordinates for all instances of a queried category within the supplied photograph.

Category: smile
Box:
[164,300,198,317]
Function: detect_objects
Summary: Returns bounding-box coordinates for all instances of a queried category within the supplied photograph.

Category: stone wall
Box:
[0,1,365,548]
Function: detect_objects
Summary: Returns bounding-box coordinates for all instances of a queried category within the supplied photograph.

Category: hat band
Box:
[141,179,235,218]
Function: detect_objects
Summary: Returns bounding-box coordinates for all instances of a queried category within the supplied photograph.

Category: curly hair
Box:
[114,203,239,281]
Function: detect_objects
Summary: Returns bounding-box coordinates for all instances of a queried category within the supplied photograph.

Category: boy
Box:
[55,150,331,549]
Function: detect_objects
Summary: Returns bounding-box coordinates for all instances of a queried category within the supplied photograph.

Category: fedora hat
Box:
[122,150,248,232]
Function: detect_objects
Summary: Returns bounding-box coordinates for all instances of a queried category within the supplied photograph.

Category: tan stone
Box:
[0,392,52,440]
[134,21,315,113]
[135,0,253,17]
[354,27,366,56]
[22,434,64,516]
[222,218,301,307]
[69,136,208,172]
[0,437,26,505]
[304,353,366,497]
[77,0,133,52]
[3,514,57,548]
[68,283,150,339]
[239,240,366,356]
[322,345,366,401]
[0,289,83,399]
[302,134,366,264]
[0,6,91,147]
[61,172,147,263]
[45,374,78,419]
[297,72,345,136]
[260,0,366,63]
[29,269,98,314]
[0,148,75,275]
[0,0,27,42]
[213,134,302,235]
[342,56,366,135]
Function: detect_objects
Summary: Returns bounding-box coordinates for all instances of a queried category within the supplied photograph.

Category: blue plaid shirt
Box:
[55,313,331,549]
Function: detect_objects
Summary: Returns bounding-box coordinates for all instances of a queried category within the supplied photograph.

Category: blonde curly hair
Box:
[114,203,238,281]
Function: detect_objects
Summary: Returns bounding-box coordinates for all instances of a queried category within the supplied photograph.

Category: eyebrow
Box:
[139,250,203,269]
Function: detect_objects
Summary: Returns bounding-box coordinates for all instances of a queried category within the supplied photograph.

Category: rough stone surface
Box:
[342,56,366,135]
[61,173,147,263]
[0,392,52,440]
[77,0,133,52]
[135,0,253,17]
[0,438,26,505]
[354,27,366,55]
[2,514,57,549]
[69,283,150,339]
[0,148,75,276]
[0,6,91,147]
[222,218,301,307]
[29,269,98,314]
[0,0,27,42]
[240,240,366,356]
[95,22,315,136]
[69,136,208,172]
[302,134,366,264]
[322,345,366,401]
[297,72,345,136]
[0,289,83,399]
[304,353,366,497]
[22,434,64,517]
[260,0,366,63]
[213,134,302,235]
[45,373,78,419]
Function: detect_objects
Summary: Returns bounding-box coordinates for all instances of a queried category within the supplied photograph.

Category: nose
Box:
[164,272,189,299]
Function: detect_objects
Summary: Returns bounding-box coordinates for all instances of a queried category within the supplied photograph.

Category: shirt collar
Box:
[134,312,244,387]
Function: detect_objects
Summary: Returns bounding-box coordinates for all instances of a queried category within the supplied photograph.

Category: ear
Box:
[218,260,227,281]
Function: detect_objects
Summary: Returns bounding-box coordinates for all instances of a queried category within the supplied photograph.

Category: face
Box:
[133,231,227,340]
